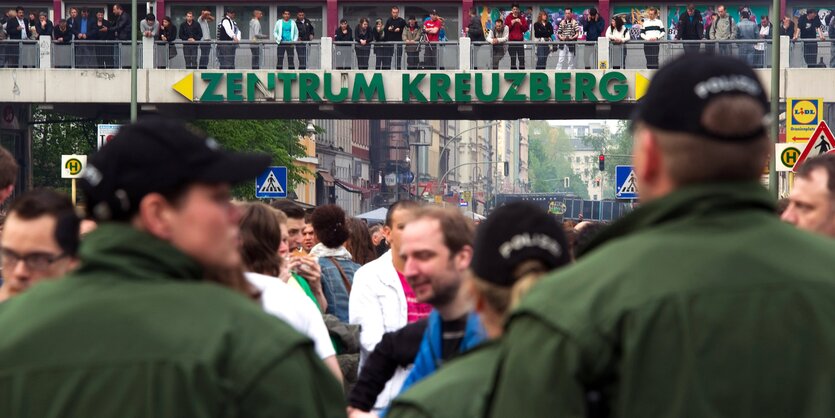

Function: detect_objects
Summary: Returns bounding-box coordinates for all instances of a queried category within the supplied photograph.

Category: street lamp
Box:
[436,121,501,195]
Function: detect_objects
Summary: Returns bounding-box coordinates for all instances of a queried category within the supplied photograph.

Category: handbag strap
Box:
[328,256,352,294]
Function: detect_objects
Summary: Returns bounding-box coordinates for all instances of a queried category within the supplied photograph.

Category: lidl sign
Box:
[787,98,823,142]
[172,71,647,104]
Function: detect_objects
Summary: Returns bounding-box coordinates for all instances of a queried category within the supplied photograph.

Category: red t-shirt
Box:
[423,18,442,42]
[397,271,432,323]
[504,13,529,41]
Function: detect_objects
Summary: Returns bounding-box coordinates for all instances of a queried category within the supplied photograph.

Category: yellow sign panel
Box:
[635,73,650,100]
[172,73,194,102]
[787,98,823,142]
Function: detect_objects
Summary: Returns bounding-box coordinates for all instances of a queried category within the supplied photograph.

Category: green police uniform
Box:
[490,183,835,417]
[388,342,500,418]
[0,224,345,418]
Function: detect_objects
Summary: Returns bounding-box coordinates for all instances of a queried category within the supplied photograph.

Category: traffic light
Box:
[503,161,509,176]
[598,154,605,171]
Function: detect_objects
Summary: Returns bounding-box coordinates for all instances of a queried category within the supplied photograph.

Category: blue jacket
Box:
[398,310,486,395]
[318,256,359,323]
[584,17,606,41]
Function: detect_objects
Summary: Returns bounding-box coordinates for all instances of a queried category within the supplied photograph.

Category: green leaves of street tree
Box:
[528,121,588,198]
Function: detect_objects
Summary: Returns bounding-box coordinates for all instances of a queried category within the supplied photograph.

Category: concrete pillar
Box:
[39,36,52,69]
[459,36,471,70]
[321,37,333,70]
[597,37,609,69]
[142,37,154,69]
[779,35,789,69]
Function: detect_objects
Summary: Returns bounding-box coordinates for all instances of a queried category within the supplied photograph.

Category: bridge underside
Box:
[49,102,638,121]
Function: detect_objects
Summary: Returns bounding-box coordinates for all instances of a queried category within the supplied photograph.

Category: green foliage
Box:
[191,120,310,200]
[528,121,588,198]
[30,108,309,201]
[593,120,634,199]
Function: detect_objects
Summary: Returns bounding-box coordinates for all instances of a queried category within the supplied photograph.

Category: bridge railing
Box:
[1,36,806,70]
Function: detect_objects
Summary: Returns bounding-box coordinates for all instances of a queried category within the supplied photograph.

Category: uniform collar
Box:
[577,182,775,257]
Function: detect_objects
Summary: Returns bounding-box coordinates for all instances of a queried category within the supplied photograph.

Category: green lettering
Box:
[324,73,348,102]
[299,73,322,102]
[529,72,551,102]
[554,73,571,101]
[226,73,244,102]
[402,74,427,103]
[454,73,472,102]
[599,72,628,102]
[277,73,297,102]
[475,73,500,102]
[267,73,275,92]
[200,73,223,102]
[246,73,262,102]
[430,74,452,103]
[502,73,526,102]
[574,73,598,102]
[352,73,386,102]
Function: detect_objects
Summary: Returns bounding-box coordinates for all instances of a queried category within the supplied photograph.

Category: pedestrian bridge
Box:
[1,36,832,120]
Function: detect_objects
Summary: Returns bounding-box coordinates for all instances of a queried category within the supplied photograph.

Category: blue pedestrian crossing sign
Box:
[615,165,638,200]
[255,166,288,199]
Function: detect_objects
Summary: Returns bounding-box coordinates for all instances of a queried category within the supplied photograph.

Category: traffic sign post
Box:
[615,165,638,200]
[792,121,835,173]
[255,166,288,199]
[61,155,87,206]
[787,98,823,143]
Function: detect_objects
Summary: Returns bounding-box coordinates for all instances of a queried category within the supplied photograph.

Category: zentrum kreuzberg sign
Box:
[172,72,633,103]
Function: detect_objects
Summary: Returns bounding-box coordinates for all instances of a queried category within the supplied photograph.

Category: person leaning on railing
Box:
[736,11,758,67]
[675,4,703,55]
[533,11,554,70]
[639,7,664,69]
[373,18,386,70]
[179,11,202,70]
[355,18,374,70]
[487,18,509,70]
[754,15,772,68]
[90,10,114,69]
[158,16,177,68]
[606,16,629,69]
[402,16,422,70]
[34,12,53,39]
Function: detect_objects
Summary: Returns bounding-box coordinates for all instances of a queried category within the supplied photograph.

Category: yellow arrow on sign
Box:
[635,73,650,100]
[172,73,194,102]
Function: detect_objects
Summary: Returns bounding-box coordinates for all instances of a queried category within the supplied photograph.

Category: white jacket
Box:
[349,250,410,411]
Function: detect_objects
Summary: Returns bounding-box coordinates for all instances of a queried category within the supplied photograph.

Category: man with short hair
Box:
[271,200,327,310]
[140,13,158,39]
[274,9,298,69]
[676,4,704,55]
[710,5,737,56]
[69,8,92,67]
[557,7,579,69]
[384,6,407,70]
[487,18,509,70]
[797,8,824,67]
[489,54,835,417]
[395,207,484,395]
[271,200,306,250]
[197,7,214,69]
[781,154,835,237]
[640,7,665,68]
[0,118,344,416]
[349,200,431,413]
[217,8,240,70]
[301,218,317,253]
[249,10,267,69]
[422,10,442,69]
[504,3,529,69]
[179,11,202,69]
[0,145,18,204]
[296,10,315,70]
[111,4,130,41]
[737,10,758,66]
[0,189,79,302]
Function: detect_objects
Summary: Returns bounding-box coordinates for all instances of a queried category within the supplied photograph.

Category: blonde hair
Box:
[471,259,551,322]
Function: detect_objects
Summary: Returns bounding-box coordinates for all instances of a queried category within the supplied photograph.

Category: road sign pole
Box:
[71,178,77,207]
[769,0,780,199]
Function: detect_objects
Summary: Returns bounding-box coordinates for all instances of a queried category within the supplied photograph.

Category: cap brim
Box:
[199,152,272,185]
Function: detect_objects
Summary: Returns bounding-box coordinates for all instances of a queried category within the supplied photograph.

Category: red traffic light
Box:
[598,154,605,171]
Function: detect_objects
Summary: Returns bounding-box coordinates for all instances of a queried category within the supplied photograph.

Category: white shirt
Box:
[245,272,335,360]
[605,26,630,42]
[197,16,211,40]
[221,15,240,41]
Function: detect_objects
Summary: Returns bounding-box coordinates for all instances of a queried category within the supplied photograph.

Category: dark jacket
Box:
[583,16,606,41]
[89,19,113,41]
[0,224,346,417]
[52,25,73,44]
[533,21,554,40]
[677,10,704,40]
[334,27,353,42]
[296,18,314,41]
[384,17,406,42]
[349,319,428,411]
[355,27,374,45]
[35,20,54,38]
[467,17,486,42]
[113,12,131,40]
[157,24,176,44]
[178,20,202,41]
[67,16,89,37]
[373,25,385,42]
[5,18,23,40]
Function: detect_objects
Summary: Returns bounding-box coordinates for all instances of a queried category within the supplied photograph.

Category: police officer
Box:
[489,54,835,417]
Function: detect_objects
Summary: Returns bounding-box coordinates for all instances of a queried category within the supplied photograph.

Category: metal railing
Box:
[4,37,835,70]
[789,40,835,68]
[0,40,39,68]
[472,41,597,70]
[609,39,775,69]
[333,41,459,70]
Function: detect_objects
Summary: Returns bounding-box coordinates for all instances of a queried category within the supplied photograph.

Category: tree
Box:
[582,120,634,199]
[30,108,309,201]
[528,121,588,198]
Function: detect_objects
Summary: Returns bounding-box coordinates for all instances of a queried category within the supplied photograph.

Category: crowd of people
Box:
[3,52,835,416]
